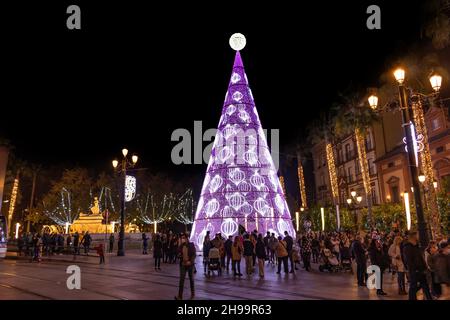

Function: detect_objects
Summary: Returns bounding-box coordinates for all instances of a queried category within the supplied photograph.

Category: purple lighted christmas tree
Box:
[190,34,294,250]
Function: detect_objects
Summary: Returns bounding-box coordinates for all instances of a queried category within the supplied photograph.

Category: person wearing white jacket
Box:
[389,236,407,295]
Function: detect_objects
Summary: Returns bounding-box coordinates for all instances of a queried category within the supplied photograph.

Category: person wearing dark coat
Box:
[109,233,114,253]
[284,231,296,273]
[81,232,92,255]
[403,231,433,300]
[301,235,312,271]
[153,234,163,270]
[142,233,149,254]
[255,234,266,278]
[351,235,367,286]
[243,234,254,275]
[73,232,80,255]
[368,239,388,295]
[224,236,233,271]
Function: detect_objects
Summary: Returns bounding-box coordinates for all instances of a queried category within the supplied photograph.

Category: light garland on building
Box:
[355,128,371,195]
[7,177,19,236]
[297,164,307,209]
[325,143,339,201]
[279,175,287,196]
[411,98,440,237]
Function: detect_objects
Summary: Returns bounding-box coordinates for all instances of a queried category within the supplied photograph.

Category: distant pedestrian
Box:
[388,236,407,295]
[231,236,243,277]
[142,233,149,254]
[66,234,72,254]
[255,234,266,278]
[224,235,233,272]
[94,243,105,264]
[275,236,289,274]
[243,234,254,275]
[153,234,163,270]
[73,232,80,255]
[81,231,92,255]
[175,234,196,300]
[109,233,114,253]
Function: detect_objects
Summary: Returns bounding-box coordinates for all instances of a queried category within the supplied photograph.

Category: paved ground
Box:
[0,250,448,300]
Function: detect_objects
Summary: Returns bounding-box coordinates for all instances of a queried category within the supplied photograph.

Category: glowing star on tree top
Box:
[190,34,295,250]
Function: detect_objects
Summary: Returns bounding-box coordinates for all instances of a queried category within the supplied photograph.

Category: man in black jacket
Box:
[351,235,367,286]
[403,231,432,300]
[284,231,296,273]
[224,235,233,271]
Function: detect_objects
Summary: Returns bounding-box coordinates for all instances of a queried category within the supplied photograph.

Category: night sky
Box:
[1,1,438,191]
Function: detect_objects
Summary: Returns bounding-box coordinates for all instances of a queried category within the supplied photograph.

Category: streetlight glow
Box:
[418,174,426,183]
[320,207,325,231]
[394,68,405,84]
[132,155,138,164]
[433,181,438,189]
[295,211,299,232]
[404,192,411,230]
[356,196,363,203]
[368,95,378,109]
[429,73,442,92]
[122,148,128,157]
[346,198,352,205]
[112,159,119,168]
[350,191,356,197]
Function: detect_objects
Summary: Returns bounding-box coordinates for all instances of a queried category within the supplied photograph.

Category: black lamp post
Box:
[112,148,138,256]
[368,69,443,248]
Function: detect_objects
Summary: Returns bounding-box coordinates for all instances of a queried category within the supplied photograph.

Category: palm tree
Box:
[335,92,379,228]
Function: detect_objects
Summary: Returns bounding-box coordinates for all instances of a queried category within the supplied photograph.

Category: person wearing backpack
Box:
[175,233,196,300]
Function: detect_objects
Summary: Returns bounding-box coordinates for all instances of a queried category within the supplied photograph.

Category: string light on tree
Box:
[7,177,19,237]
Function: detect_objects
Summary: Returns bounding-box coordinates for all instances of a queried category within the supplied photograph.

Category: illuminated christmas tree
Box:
[190,34,295,250]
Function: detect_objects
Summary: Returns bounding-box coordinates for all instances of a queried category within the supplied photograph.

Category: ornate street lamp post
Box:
[368,69,443,247]
[112,148,138,256]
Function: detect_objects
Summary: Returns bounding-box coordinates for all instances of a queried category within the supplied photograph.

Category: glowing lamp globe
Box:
[418,174,426,183]
[394,68,405,84]
[346,198,352,205]
[368,95,378,110]
[429,73,442,92]
[229,33,246,51]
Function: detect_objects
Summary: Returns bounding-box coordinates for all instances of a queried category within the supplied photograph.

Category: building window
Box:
[391,186,400,204]
[347,167,353,183]
[345,144,351,161]
[369,159,375,175]
[431,118,441,131]
[355,160,360,175]
[365,133,373,150]
[388,162,394,168]
[436,146,444,153]
[371,188,377,205]
[320,174,325,187]
[338,148,343,164]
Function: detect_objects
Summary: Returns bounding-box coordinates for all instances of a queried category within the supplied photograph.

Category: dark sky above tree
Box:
[2,0,448,190]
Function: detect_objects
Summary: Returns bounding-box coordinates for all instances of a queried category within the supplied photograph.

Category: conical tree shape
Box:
[190,51,295,250]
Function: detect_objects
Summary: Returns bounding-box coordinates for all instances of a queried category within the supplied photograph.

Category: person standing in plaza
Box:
[202,235,212,274]
[263,231,271,262]
[255,234,266,278]
[351,235,367,287]
[94,243,105,264]
[243,234,254,275]
[275,236,289,274]
[81,231,92,255]
[175,233,196,300]
[430,241,449,297]
[301,235,312,271]
[109,233,114,253]
[231,236,243,277]
[284,231,296,273]
[66,233,72,254]
[73,232,80,255]
[389,235,407,295]
[142,233,149,255]
[153,234,163,270]
[268,233,277,265]
[224,235,233,272]
[368,238,388,295]
[403,231,433,300]
[425,240,442,298]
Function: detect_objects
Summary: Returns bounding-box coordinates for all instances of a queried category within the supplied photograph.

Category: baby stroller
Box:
[319,248,341,273]
[207,247,222,276]
[339,246,353,273]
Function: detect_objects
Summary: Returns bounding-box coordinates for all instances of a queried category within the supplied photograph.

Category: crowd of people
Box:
[13,226,450,300]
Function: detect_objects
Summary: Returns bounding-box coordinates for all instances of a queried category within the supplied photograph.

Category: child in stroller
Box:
[319,248,341,272]
[207,246,222,276]
[339,246,353,273]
